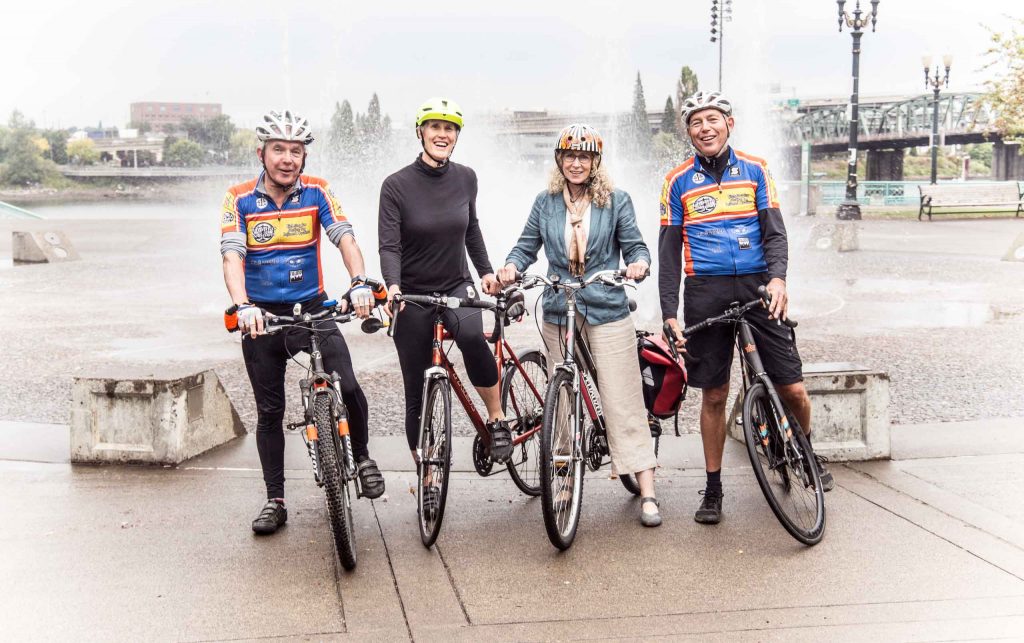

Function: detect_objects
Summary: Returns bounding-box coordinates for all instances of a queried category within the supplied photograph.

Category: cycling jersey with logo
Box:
[220,174,349,303]
[659,148,779,277]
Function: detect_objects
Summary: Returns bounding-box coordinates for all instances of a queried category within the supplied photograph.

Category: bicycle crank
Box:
[472,433,494,476]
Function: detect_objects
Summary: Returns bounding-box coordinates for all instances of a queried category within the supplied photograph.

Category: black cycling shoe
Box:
[251,499,287,535]
[487,419,513,464]
[814,454,835,492]
[356,457,386,499]
[694,490,723,525]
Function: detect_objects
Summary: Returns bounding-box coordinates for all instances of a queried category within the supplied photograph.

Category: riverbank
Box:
[0,180,221,206]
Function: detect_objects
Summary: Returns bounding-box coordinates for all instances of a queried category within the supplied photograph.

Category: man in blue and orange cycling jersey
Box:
[658,91,833,525]
[221,109,385,535]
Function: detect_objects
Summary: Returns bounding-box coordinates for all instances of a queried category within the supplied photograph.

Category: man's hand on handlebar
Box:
[764,277,788,321]
[348,283,373,319]
[663,317,687,353]
[238,304,266,337]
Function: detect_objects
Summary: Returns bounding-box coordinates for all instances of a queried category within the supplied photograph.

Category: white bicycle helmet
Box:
[255,109,315,145]
[681,91,734,125]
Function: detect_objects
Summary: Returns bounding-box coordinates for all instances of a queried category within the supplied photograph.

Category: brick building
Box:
[130,102,222,130]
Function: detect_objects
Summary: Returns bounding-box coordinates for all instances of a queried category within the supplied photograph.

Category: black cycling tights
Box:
[242,321,368,499]
[393,284,499,451]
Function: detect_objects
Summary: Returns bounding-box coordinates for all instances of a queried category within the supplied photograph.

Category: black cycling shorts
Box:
[682,273,803,389]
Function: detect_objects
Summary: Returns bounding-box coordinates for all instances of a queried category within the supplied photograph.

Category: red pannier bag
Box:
[637,332,688,434]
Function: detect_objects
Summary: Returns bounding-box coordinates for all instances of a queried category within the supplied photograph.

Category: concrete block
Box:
[729,362,890,462]
[1002,232,1024,262]
[806,221,859,252]
[13,230,80,263]
[71,369,245,465]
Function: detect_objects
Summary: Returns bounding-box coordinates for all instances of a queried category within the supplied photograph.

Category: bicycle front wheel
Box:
[418,378,453,548]
[742,382,825,546]
[503,350,548,497]
[539,369,584,550]
[314,393,358,570]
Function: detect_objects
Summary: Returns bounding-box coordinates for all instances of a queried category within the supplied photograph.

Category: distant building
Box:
[130,102,222,130]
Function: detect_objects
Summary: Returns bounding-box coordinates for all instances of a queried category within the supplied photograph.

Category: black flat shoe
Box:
[252,499,287,535]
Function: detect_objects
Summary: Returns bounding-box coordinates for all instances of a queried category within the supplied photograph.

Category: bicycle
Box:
[518,268,642,550]
[224,280,386,570]
[385,286,548,548]
[679,286,826,546]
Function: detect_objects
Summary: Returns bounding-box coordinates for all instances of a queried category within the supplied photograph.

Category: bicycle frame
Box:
[733,318,801,459]
[300,326,358,489]
[421,311,546,448]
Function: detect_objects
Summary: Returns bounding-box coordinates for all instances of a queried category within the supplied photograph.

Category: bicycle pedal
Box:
[286,422,306,432]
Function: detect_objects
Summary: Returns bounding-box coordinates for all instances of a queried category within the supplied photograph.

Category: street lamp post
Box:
[923,54,952,185]
[710,0,733,92]
[835,0,879,221]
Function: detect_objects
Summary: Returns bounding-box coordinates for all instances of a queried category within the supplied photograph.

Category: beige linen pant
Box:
[541,315,658,475]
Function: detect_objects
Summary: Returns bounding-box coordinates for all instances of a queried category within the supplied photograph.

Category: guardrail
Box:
[779,180,1016,207]
[0,200,43,219]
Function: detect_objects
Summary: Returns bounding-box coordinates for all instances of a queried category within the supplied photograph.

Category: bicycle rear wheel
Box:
[620,415,661,496]
[742,382,825,546]
[314,393,358,570]
[503,350,547,497]
[417,378,452,548]
[540,369,585,550]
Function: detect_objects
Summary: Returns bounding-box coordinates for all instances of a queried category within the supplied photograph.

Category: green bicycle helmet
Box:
[415,97,464,129]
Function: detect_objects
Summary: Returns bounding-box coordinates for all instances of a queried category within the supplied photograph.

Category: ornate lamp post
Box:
[835,0,879,221]
[923,54,952,185]
[710,0,732,92]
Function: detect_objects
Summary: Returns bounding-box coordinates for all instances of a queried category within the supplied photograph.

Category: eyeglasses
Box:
[561,152,594,165]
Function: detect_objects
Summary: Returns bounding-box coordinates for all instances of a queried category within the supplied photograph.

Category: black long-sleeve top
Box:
[378,156,494,294]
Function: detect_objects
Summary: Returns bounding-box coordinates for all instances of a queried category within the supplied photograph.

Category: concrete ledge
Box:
[1002,231,1024,262]
[729,362,890,461]
[70,368,245,464]
[13,230,79,263]
[806,221,859,252]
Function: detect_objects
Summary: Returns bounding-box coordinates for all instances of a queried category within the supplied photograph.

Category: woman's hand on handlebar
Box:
[625,260,649,282]
[764,277,789,321]
[496,262,519,287]
[384,284,404,318]
[480,273,501,296]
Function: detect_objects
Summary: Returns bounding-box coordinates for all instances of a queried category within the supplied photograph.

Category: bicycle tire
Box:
[742,382,826,546]
[503,350,548,497]
[314,393,358,570]
[417,378,452,548]
[539,369,585,550]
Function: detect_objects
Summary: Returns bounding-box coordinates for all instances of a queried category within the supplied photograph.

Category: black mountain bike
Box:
[225,281,386,570]
[680,286,826,545]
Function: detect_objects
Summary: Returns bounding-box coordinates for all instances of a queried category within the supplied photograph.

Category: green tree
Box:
[66,138,99,165]
[181,114,235,162]
[675,66,700,135]
[627,72,653,159]
[165,138,205,167]
[984,18,1024,138]
[327,100,356,168]
[228,129,258,166]
[662,96,677,136]
[41,129,69,164]
[0,110,47,186]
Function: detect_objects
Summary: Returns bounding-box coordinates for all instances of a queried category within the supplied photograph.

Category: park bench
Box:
[918,181,1024,221]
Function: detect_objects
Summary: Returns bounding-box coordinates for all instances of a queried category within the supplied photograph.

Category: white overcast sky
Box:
[3,0,1021,130]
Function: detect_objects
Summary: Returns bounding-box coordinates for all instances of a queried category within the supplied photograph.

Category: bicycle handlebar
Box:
[681,285,797,338]
[387,292,498,339]
[224,276,387,335]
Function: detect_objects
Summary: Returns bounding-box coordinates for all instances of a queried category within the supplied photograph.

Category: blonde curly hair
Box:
[548,155,614,209]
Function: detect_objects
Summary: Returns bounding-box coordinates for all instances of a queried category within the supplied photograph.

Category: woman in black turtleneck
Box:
[377,97,513,468]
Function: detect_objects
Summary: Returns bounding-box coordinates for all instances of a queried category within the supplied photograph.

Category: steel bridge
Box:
[785,92,1000,152]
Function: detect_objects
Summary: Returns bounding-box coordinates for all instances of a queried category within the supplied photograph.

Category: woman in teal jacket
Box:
[496,124,661,527]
